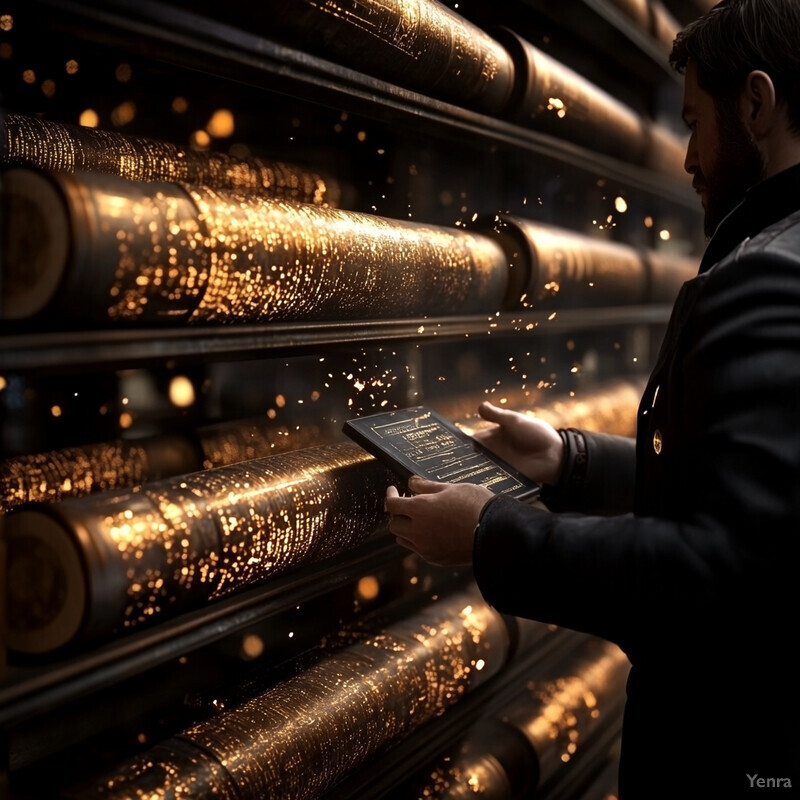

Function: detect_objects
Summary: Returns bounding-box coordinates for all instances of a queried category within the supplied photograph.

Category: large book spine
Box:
[1,168,509,323]
[4,442,392,654]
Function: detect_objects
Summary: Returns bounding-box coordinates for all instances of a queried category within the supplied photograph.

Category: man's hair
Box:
[669,0,800,135]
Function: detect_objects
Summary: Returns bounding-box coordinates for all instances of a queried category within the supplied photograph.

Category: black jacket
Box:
[474,164,800,798]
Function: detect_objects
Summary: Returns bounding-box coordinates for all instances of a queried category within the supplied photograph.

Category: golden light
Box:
[356,575,380,601]
[79,109,100,128]
[22,69,35,84]
[172,96,189,113]
[659,229,671,241]
[119,412,134,429]
[614,196,628,213]
[111,101,136,126]
[168,375,196,408]
[206,109,235,138]
[50,405,62,417]
[191,130,211,149]
[241,633,265,660]
[65,59,79,75]
[0,14,12,31]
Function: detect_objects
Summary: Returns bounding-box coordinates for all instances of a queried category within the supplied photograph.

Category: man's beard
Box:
[700,103,765,238]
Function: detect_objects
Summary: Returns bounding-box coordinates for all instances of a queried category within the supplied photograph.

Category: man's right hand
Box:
[473,401,565,486]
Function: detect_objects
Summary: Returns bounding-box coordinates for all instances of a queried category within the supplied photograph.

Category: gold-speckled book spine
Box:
[2,169,509,323]
[4,442,392,653]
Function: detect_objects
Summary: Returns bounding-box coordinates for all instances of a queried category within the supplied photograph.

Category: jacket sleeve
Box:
[473,245,800,655]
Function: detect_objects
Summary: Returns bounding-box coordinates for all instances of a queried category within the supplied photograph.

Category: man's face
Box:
[682,60,765,237]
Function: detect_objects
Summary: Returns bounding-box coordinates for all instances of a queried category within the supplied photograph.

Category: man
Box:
[384,1,800,796]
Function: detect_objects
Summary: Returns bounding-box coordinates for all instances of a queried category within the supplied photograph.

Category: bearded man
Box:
[383,1,800,796]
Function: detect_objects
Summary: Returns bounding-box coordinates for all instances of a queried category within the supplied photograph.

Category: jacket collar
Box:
[699,161,800,274]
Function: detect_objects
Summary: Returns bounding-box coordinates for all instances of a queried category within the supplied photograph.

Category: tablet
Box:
[343,405,540,501]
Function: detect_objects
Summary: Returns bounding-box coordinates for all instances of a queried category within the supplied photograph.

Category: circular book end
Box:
[5,508,87,654]
[1,167,71,320]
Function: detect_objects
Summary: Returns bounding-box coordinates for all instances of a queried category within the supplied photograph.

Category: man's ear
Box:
[740,70,777,137]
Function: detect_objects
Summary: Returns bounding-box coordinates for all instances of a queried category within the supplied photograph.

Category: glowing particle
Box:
[79,109,99,128]
[357,575,380,601]
[614,196,628,213]
[241,634,265,660]
[111,101,136,126]
[169,375,195,407]
[191,130,211,148]
[206,109,234,138]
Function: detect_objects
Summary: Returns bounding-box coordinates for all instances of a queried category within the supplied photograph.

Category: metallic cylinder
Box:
[1,113,341,207]
[1,168,509,323]
[0,434,201,513]
[66,586,510,800]
[604,0,680,53]
[644,121,690,179]
[393,636,628,798]
[498,30,649,163]
[650,1,681,53]
[4,442,391,653]
[264,0,516,115]
[644,249,699,303]
[196,416,340,468]
[605,0,651,30]
[393,718,536,800]
[501,638,628,787]
[490,216,649,309]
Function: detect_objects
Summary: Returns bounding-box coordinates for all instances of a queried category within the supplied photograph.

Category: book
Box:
[343,406,540,501]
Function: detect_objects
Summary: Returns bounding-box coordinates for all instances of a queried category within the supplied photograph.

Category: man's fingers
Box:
[388,513,413,537]
[478,401,506,424]
[407,476,446,494]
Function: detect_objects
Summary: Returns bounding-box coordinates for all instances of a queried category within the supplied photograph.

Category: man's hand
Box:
[473,401,564,485]
[385,476,493,565]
